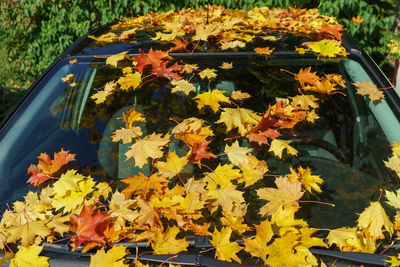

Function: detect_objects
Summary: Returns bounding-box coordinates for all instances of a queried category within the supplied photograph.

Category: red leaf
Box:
[188,141,217,167]
[70,205,110,249]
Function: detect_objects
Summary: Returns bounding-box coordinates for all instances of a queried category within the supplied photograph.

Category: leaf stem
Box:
[158,254,178,266]
[298,200,335,207]
[200,247,216,253]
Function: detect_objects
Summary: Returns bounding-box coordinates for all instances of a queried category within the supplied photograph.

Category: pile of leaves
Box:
[0,5,396,267]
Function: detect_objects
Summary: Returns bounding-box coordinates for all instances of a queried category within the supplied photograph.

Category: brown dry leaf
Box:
[353,80,384,101]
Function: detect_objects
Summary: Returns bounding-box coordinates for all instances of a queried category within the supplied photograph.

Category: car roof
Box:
[61,6,359,58]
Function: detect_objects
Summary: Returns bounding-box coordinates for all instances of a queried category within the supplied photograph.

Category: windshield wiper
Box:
[310,249,389,266]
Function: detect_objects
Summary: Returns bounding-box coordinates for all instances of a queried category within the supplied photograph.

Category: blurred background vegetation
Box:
[0,0,399,117]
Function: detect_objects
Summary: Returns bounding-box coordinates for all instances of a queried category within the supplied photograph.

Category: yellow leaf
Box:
[10,245,49,267]
[112,127,142,144]
[192,24,219,41]
[121,106,146,129]
[7,220,50,246]
[61,73,74,83]
[217,107,261,135]
[152,226,190,254]
[392,142,400,157]
[170,79,196,95]
[257,176,304,216]
[287,166,323,193]
[210,227,242,263]
[224,140,253,166]
[181,63,198,74]
[194,89,230,112]
[385,189,400,210]
[387,254,400,267]
[198,68,217,80]
[305,39,347,58]
[207,184,245,214]
[46,215,70,237]
[220,62,233,69]
[244,219,273,263]
[357,201,393,240]
[326,227,359,251]
[108,191,138,230]
[125,133,170,168]
[220,214,249,234]
[254,47,274,57]
[89,32,117,44]
[106,51,129,68]
[238,154,269,187]
[205,164,242,189]
[353,80,384,102]
[89,245,128,267]
[117,72,142,91]
[290,95,319,110]
[220,40,246,50]
[155,151,189,178]
[231,91,251,100]
[268,139,298,159]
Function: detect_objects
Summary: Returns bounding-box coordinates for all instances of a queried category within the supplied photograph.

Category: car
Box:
[1,5,400,267]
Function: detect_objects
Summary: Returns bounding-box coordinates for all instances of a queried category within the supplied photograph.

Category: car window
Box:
[0,54,399,231]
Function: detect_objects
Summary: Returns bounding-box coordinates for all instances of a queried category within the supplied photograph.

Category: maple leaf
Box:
[244,219,274,263]
[9,245,49,267]
[106,51,129,68]
[61,73,74,83]
[117,71,142,91]
[69,58,77,64]
[321,22,344,40]
[220,62,233,69]
[27,148,76,186]
[217,107,261,136]
[132,48,171,73]
[271,206,308,236]
[7,220,51,246]
[220,40,246,50]
[357,201,393,240]
[290,95,319,110]
[293,67,319,86]
[198,68,217,80]
[287,166,323,193]
[111,127,142,144]
[305,39,347,58]
[170,79,196,95]
[326,227,359,251]
[327,227,377,253]
[224,140,253,166]
[231,91,250,100]
[108,191,138,230]
[387,254,400,267]
[122,172,168,199]
[181,63,198,74]
[248,115,280,145]
[70,205,111,250]
[268,139,298,159]
[220,214,249,234]
[125,133,170,168]
[88,33,117,44]
[205,164,242,189]
[210,227,243,263]
[136,197,162,230]
[121,106,146,129]
[385,155,400,176]
[353,80,384,101]
[254,47,275,57]
[194,89,230,112]
[385,189,400,209]
[192,24,219,41]
[89,245,128,267]
[257,176,304,216]
[169,38,189,52]
[46,215,70,238]
[238,154,269,187]
[152,226,190,254]
[207,184,245,214]
[151,61,182,80]
[155,151,189,178]
[91,81,117,104]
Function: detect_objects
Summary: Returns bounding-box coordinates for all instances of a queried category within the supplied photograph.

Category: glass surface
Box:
[0,54,399,230]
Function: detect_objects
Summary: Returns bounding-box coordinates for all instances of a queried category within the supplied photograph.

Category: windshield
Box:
[1,53,400,260]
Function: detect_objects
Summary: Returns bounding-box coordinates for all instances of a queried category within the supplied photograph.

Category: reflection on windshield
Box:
[0,55,399,263]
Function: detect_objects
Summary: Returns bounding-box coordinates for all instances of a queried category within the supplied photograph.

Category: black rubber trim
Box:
[311,249,389,266]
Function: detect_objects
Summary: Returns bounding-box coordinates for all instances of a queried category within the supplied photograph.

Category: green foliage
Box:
[0,0,397,90]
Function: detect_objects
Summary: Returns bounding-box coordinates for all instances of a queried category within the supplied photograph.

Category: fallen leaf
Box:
[268,139,298,159]
[353,80,384,101]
